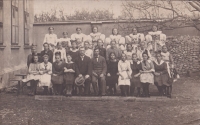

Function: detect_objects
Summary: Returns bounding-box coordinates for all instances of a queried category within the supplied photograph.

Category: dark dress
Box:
[153,61,170,86]
[52,62,65,84]
[106,60,119,85]
[68,49,79,62]
[131,61,142,88]
[63,62,76,85]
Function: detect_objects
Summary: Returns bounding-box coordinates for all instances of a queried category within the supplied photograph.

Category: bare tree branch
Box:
[188,1,200,11]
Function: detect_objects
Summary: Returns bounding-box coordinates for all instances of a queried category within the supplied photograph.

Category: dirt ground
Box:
[1,73,200,125]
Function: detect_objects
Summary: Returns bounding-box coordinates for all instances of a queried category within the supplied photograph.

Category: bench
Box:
[10,74,27,96]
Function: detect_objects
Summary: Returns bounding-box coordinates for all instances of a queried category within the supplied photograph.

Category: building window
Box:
[0,0,3,45]
[11,0,19,45]
[24,0,29,45]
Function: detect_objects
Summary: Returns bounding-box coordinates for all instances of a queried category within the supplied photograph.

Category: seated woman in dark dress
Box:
[106,52,119,95]
[63,54,77,96]
[52,52,65,95]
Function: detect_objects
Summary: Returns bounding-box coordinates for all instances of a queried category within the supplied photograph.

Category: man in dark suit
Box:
[74,47,92,96]
[40,42,53,63]
[91,48,107,96]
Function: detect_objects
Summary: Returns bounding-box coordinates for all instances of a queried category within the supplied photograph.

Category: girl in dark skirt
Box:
[106,52,119,95]
[153,52,170,96]
[63,54,77,96]
[130,53,142,97]
[52,52,65,95]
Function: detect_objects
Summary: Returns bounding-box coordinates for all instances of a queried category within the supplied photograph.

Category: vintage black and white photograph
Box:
[0,0,200,124]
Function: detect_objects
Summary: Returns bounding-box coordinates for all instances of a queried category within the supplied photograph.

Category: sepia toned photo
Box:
[0,0,200,124]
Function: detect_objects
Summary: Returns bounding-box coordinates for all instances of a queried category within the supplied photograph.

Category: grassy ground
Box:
[0,73,200,125]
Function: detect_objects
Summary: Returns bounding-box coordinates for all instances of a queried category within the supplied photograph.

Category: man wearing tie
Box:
[91,48,107,96]
[74,47,92,96]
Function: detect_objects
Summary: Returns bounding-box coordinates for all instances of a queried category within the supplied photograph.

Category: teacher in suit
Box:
[91,48,107,96]
[74,47,92,96]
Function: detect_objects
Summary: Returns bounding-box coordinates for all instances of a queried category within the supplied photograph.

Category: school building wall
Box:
[0,0,34,89]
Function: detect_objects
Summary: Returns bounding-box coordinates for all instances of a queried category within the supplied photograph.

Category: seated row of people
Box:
[24,43,176,98]
[43,25,166,52]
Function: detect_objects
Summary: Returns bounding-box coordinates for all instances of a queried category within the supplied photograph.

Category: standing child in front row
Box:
[118,53,132,96]
[52,52,65,95]
[106,52,119,95]
[130,53,142,97]
[63,54,77,96]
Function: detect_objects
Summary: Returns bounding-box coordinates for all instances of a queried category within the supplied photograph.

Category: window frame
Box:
[0,0,3,45]
[24,0,29,45]
[11,0,19,45]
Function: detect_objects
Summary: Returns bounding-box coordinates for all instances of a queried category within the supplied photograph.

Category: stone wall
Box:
[166,36,200,74]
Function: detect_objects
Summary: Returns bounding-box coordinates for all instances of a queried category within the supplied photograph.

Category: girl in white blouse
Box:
[87,26,105,49]
[43,27,58,51]
[58,32,71,49]
[118,53,132,96]
[105,28,125,51]
[125,28,145,51]
[71,27,87,48]
[145,25,166,51]
[39,54,52,95]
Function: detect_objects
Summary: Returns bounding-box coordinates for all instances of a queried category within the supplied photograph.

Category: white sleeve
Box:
[125,35,131,43]
[63,49,67,62]
[48,63,52,75]
[82,34,88,42]
[140,33,145,42]
[119,37,125,45]
[54,34,58,46]
[105,37,111,45]
[71,34,76,40]
[160,34,166,41]
[68,38,71,47]
[53,50,56,62]
[127,61,132,75]
[118,61,122,73]
[145,34,152,42]
[100,34,106,42]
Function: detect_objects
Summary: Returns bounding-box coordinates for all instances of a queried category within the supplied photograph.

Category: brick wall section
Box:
[166,36,200,74]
